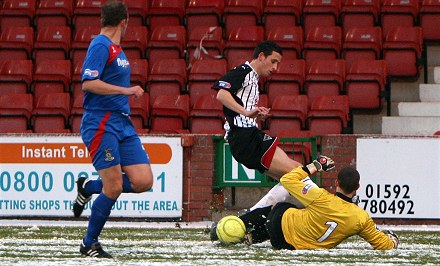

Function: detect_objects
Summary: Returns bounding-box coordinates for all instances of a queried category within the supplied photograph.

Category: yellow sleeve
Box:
[280,166,324,207]
[358,217,396,250]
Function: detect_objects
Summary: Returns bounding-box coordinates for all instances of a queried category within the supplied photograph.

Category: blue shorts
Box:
[80,111,150,171]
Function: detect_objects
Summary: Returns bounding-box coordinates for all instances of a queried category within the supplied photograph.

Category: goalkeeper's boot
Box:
[80,241,112,258]
[73,177,92,218]
[209,221,218,241]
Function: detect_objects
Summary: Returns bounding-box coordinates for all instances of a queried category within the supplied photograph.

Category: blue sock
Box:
[84,174,134,195]
[84,179,102,195]
[122,173,135,193]
[83,193,115,246]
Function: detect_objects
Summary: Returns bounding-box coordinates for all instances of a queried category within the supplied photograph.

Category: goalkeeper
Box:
[213,156,399,250]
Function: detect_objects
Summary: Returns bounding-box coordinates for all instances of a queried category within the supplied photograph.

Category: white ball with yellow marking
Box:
[216,215,246,245]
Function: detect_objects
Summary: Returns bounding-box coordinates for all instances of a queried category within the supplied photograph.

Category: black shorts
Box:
[265,202,296,250]
[227,127,278,173]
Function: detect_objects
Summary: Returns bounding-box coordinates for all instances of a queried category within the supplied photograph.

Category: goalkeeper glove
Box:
[386,230,399,248]
[305,155,335,174]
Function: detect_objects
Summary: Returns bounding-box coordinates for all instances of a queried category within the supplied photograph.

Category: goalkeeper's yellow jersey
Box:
[280,167,395,250]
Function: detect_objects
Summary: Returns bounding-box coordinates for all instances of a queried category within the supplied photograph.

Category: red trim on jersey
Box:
[88,111,111,160]
[261,137,279,170]
[107,44,122,65]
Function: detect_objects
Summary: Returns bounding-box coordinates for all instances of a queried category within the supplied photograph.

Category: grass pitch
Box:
[0,221,439,265]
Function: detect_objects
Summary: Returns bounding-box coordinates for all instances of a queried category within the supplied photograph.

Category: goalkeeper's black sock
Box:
[239,206,272,243]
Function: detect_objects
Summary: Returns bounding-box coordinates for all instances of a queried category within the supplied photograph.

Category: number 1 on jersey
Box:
[317,221,338,242]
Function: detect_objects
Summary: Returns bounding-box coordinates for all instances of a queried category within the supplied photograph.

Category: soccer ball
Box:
[216,215,246,245]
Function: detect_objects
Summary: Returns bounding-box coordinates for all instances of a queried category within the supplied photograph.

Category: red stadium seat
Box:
[146,26,187,69]
[71,59,84,101]
[188,59,227,107]
[223,0,264,38]
[380,0,419,39]
[304,59,346,108]
[382,26,423,79]
[0,0,35,31]
[129,59,148,90]
[68,94,84,133]
[32,26,71,64]
[0,93,33,132]
[307,95,351,135]
[185,0,224,37]
[72,0,102,29]
[263,0,302,34]
[147,59,187,110]
[187,26,224,63]
[277,129,315,165]
[224,26,264,70]
[150,94,190,134]
[302,0,342,35]
[129,93,150,130]
[70,26,100,67]
[189,94,225,134]
[266,95,309,135]
[0,59,33,95]
[147,0,185,34]
[31,92,71,133]
[341,26,382,70]
[120,26,148,59]
[0,26,34,60]
[34,0,73,30]
[265,59,305,106]
[266,26,303,60]
[339,0,380,35]
[31,59,71,106]
[303,26,342,70]
[124,0,148,26]
[345,59,388,111]
[419,0,440,41]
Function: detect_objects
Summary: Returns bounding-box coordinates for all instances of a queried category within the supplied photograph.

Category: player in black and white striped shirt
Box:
[213,41,309,211]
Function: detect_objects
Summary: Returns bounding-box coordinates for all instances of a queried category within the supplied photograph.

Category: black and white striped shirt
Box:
[213,62,260,131]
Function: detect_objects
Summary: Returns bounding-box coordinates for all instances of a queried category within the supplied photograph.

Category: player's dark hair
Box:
[252,41,283,59]
[338,167,360,194]
[101,0,128,27]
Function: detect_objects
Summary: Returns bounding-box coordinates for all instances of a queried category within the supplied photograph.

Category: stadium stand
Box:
[188,58,227,107]
[419,0,440,41]
[129,93,150,132]
[224,26,264,70]
[264,59,305,106]
[307,95,351,135]
[120,26,148,60]
[31,92,71,133]
[32,26,71,65]
[222,0,264,39]
[302,26,342,69]
[72,0,102,29]
[304,59,346,108]
[380,0,419,39]
[187,26,224,63]
[0,26,34,60]
[124,0,148,27]
[147,0,185,34]
[302,0,341,35]
[129,58,149,90]
[0,59,33,95]
[0,93,33,133]
[146,58,187,110]
[189,94,225,134]
[184,0,224,38]
[0,0,35,31]
[34,0,73,30]
[262,0,302,34]
[339,0,380,35]
[150,94,190,134]
[266,26,303,60]
[266,94,309,135]
[68,93,83,133]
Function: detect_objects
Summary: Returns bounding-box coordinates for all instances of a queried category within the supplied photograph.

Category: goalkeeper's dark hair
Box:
[337,167,360,194]
[101,0,128,27]
[252,41,283,59]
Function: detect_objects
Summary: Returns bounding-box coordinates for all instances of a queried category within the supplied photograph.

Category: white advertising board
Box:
[0,135,183,218]
[357,138,440,219]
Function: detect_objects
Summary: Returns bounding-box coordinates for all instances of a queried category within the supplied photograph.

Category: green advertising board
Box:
[213,136,318,188]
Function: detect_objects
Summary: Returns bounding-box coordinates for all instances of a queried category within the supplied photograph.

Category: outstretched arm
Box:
[216,89,260,118]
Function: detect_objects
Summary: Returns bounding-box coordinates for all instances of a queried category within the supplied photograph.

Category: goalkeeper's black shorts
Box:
[227,127,278,173]
[265,202,296,250]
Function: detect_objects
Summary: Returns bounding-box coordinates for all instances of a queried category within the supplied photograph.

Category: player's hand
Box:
[306,155,335,174]
[129,85,144,99]
[386,230,399,248]
[245,108,260,119]
[257,107,271,121]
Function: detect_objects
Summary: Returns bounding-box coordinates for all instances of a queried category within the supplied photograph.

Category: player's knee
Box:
[132,176,153,193]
